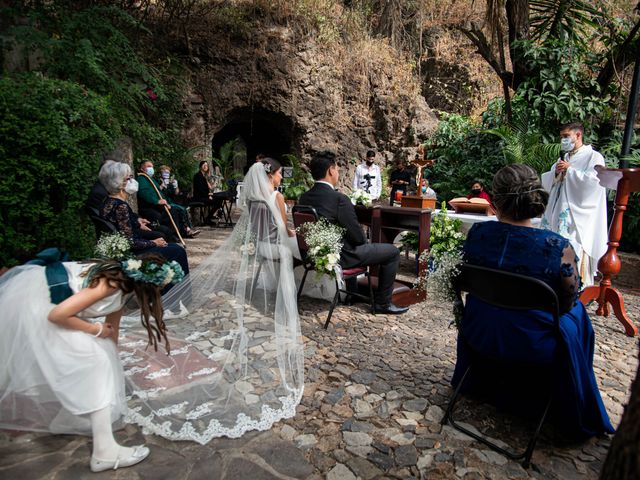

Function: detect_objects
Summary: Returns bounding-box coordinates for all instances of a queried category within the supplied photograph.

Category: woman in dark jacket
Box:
[193,161,224,224]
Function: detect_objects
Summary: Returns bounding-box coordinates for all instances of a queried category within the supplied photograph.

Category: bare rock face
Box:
[181,26,437,189]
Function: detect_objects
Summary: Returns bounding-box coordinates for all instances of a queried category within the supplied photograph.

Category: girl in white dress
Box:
[0,253,184,472]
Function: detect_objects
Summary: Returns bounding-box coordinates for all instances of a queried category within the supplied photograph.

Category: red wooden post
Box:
[579,168,640,336]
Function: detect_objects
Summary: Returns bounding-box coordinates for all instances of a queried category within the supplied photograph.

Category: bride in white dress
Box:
[0,252,184,472]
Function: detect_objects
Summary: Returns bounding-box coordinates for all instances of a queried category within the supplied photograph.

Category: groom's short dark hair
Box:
[310,151,337,180]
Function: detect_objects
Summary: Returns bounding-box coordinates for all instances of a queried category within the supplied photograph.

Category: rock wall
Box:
[180,27,437,190]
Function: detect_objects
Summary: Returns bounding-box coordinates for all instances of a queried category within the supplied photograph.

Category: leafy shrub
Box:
[424,112,505,201]
[0,74,121,266]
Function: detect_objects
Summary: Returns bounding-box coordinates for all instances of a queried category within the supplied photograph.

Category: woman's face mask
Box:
[471,188,482,195]
[145,166,155,176]
[161,171,170,179]
[124,178,139,194]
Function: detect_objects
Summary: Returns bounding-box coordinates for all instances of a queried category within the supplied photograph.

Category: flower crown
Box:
[263,161,272,174]
[121,258,185,287]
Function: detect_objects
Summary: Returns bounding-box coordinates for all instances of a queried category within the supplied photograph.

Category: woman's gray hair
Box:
[99,160,132,194]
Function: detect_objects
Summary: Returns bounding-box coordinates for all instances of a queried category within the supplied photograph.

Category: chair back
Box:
[248,200,279,243]
[291,205,319,259]
[85,205,118,237]
[455,263,560,331]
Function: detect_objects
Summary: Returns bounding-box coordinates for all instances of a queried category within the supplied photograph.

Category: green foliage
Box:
[212,139,243,188]
[513,39,613,141]
[0,74,121,266]
[425,112,505,201]
[0,3,189,265]
[530,0,600,46]
[281,154,313,201]
[428,202,465,259]
[485,115,561,174]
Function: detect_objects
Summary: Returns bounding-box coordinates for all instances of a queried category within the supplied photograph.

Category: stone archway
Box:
[211,107,298,173]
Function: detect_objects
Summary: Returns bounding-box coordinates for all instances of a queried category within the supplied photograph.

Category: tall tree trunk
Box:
[505,0,529,89]
[599,346,640,478]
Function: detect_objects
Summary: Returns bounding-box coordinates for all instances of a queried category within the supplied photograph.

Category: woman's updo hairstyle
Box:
[261,157,281,176]
[491,164,549,221]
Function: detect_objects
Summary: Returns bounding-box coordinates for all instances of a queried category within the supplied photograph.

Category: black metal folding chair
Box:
[292,205,374,329]
[441,263,561,469]
[86,206,118,238]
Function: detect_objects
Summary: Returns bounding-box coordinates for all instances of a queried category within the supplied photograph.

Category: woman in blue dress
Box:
[452,164,614,438]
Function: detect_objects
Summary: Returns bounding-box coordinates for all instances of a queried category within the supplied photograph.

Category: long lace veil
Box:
[120,163,303,444]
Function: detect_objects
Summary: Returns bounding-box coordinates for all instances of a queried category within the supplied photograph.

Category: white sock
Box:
[90,407,134,460]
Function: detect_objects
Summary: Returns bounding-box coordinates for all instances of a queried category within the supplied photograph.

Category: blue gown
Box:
[452,221,614,438]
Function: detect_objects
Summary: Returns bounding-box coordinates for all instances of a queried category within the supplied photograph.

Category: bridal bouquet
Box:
[94,232,132,260]
[349,189,373,207]
[298,218,345,278]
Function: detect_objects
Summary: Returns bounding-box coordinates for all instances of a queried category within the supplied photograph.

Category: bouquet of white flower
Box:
[298,218,345,278]
[349,189,373,207]
[415,248,464,328]
[94,232,132,260]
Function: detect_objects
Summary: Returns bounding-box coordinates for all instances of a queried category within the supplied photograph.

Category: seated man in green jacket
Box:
[137,160,200,238]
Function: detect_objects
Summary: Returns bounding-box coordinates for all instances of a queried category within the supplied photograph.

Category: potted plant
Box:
[281,154,314,207]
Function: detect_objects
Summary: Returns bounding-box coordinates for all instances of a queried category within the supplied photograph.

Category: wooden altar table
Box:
[355,205,432,306]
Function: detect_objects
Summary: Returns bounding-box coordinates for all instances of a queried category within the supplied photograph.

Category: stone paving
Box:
[1,222,639,479]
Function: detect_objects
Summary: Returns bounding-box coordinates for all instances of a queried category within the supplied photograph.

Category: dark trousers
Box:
[342,243,400,305]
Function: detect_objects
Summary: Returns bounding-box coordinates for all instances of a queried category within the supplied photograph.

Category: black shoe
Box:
[373,302,409,315]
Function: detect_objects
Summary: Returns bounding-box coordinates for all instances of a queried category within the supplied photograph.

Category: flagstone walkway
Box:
[1,224,638,479]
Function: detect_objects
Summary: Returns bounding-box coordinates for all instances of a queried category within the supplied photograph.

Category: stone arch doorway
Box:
[211,108,297,173]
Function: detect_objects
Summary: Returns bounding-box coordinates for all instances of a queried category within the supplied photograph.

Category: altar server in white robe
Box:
[541,122,608,287]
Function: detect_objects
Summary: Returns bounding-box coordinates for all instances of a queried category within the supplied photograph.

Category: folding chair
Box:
[292,205,375,329]
[441,263,561,469]
[86,206,118,238]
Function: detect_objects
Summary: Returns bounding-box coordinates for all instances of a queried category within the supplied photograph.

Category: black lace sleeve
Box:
[113,203,156,251]
[558,243,582,313]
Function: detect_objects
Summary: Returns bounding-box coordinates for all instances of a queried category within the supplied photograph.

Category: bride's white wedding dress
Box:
[0,262,128,434]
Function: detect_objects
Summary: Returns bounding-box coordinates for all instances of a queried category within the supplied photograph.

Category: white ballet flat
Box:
[90,445,150,472]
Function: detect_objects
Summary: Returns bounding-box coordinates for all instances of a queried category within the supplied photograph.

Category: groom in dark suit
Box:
[299,151,408,314]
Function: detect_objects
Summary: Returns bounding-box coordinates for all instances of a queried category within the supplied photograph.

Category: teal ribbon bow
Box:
[25,248,73,304]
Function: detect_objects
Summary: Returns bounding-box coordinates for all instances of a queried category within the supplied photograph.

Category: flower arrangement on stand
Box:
[415,202,466,327]
[297,218,345,279]
[349,189,373,207]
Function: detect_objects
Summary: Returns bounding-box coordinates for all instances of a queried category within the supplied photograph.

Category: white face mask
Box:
[124,178,139,194]
[145,166,155,176]
[560,137,575,152]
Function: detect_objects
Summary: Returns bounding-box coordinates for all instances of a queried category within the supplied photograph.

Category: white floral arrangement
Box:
[297,218,345,278]
[95,232,132,260]
[349,189,373,207]
[239,241,256,256]
[415,248,463,327]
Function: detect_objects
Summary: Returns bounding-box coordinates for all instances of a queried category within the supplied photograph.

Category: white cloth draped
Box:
[541,145,608,286]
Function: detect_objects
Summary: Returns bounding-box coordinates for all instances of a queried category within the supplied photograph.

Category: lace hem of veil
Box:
[124,388,303,445]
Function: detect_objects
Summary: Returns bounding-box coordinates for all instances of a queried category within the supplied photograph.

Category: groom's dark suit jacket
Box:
[298,182,366,269]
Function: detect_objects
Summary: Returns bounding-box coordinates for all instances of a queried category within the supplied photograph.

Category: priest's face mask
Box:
[560,129,581,152]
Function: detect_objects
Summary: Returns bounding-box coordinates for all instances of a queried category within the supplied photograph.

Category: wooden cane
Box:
[138,172,186,247]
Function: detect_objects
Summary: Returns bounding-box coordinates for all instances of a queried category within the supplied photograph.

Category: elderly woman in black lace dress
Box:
[98,161,189,281]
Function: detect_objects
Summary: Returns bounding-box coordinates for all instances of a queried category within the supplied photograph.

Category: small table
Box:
[579,167,640,337]
[356,205,432,306]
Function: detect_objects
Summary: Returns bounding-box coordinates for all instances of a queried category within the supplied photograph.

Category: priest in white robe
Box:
[541,122,608,287]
